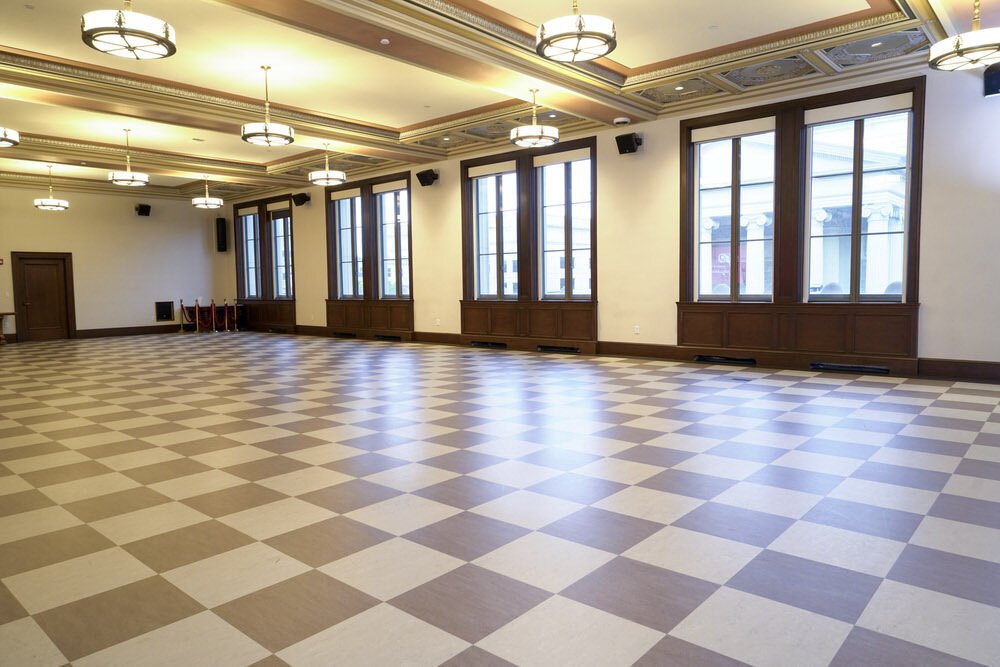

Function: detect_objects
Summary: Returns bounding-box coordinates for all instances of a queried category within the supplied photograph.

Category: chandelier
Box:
[929,0,1000,70]
[241,66,295,146]
[536,0,616,63]
[34,165,69,211]
[192,178,224,209]
[0,127,19,147]
[81,0,176,60]
[308,143,347,186]
[109,129,149,187]
[510,89,560,148]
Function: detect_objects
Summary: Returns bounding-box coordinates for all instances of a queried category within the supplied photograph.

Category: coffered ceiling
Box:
[0,0,972,202]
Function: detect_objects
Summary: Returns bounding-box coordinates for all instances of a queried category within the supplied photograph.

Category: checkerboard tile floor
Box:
[2,333,999,666]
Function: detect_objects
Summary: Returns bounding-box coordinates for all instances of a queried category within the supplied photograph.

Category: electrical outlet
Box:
[435,317,441,326]
[633,325,640,335]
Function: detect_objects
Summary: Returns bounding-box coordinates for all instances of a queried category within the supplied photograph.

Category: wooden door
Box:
[12,253,75,342]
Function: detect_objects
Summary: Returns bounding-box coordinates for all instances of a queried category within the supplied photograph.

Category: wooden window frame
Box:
[233,195,295,301]
[679,76,924,306]
[376,188,410,299]
[325,171,413,303]
[538,158,595,301]
[460,136,598,304]
[270,208,294,299]
[332,195,364,299]
[472,170,519,300]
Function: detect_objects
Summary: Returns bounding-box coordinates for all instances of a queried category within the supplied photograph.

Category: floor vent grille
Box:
[693,355,757,366]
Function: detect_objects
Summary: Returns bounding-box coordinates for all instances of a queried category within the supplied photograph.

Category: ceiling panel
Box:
[0,0,507,127]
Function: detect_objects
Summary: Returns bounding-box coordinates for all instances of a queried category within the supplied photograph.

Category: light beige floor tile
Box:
[4,450,88,474]
[140,429,214,447]
[29,418,94,433]
[728,430,808,450]
[910,516,1000,564]
[673,454,767,480]
[827,477,938,514]
[363,463,459,492]
[869,447,962,473]
[467,461,562,488]
[100,448,183,472]
[378,441,458,462]
[0,617,67,667]
[218,498,334,540]
[285,444,366,466]
[897,424,978,444]
[474,532,614,593]
[814,427,894,446]
[768,521,905,577]
[278,603,467,667]
[319,537,462,601]
[771,450,864,476]
[4,547,154,613]
[624,526,761,585]
[73,610,269,667]
[592,487,703,525]
[478,595,663,667]
[0,505,82,545]
[0,476,34,496]
[670,587,852,667]
[466,439,544,459]
[302,425,375,444]
[858,580,1000,666]
[713,482,822,519]
[256,466,353,496]
[573,458,661,484]
[941,474,1000,502]
[344,494,460,535]
[40,473,141,504]
[91,502,209,544]
[0,433,50,450]
[59,431,133,450]
[471,490,584,530]
[191,445,272,468]
[224,426,298,445]
[148,469,246,500]
[965,445,1000,463]
[164,542,310,607]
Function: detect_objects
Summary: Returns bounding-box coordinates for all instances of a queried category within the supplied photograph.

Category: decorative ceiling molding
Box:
[0,171,189,200]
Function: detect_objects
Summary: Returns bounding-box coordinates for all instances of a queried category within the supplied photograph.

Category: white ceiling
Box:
[0,156,191,186]
[0,0,506,127]
[484,0,872,67]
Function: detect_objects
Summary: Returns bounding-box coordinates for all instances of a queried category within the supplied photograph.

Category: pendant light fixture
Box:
[929,0,1000,70]
[109,129,149,187]
[0,127,19,147]
[81,0,176,60]
[510,89,560,148]
[192,177,223,209]
[536,0,616,63]
[34,165,69,211]
[241,66,295,146]
[308,143,346,186]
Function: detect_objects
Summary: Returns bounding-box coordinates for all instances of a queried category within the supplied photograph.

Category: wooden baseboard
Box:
[413,331,463,345]
[295,325,330,338]
[459,334,597,354]
[918,358,1000,383]
[76,324,180,339]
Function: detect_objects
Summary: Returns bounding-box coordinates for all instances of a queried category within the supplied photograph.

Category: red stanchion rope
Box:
[180,305,195,324]
[215,304,227,328]
[197,306,213,329]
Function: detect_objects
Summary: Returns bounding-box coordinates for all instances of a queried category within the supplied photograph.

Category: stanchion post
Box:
[179,299,185,334]
[195,299,200,334]
[232,298,238,333]
[210,299,217,333]
[223,298,229,333]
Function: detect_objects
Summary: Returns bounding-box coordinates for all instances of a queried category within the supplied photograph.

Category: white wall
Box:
[0,188,230,334]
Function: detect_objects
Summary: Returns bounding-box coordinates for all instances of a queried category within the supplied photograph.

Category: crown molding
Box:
[0,172,189,200]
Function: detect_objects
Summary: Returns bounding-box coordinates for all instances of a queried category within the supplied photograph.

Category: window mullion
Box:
[731,138,741,301]
[496,176,504,299]
[564,161,572,300]
[351,202,359,297]
[850,119,864,302]
[394,192,403,298]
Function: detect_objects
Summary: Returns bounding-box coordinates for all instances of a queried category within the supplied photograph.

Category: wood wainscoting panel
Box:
[326,299,413,338]
[726,311,776,349]
[239,299,296,332]
[460,301,597,345]
[794,313,850,353]
[678,310,725,347]
[854,313,916,356]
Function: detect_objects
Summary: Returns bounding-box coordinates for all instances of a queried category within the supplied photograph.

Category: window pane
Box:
[860,233,904,296]
[477,175,496,214]
[478,212,497,255]
[382,259,396,297]
[861,170,906,234]
[356,260,364,297]
[501,172,517,211]
[241,214,258,298]
[698,139,732,188]
[543,206,565,251]
[400,258,410,297]
[863,113,908,171]
[400,219,410,259]
[337,200,351,229]
[810,174,853,236]
[502,252,518,297]
[571,159,591,204]
[572,249,591,296]
[542,163,565,207]
[699,242,731,296]
[502,210,517,255]
[339,228,352,262]
[740,132,775,185]
[381,224,396,261]
[543,250,564,296]
[739,239,773,296]
[340,263,353,297]
[571,202,591,250]
[811,121,855,177]
[739,184,773,241]
[698,187,731,243]
[478,254,497,296]
[809,235,851,295]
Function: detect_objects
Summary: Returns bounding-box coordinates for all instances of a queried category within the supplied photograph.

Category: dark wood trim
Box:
[917,358,1000,384]
[413,331,464,345]
[295,325,330,338]
[76,324,178,339]
[237,298,296,332]
[325,298,414,338]
[461,334,597,354]
[11,251,77,343]
[233,195,295,301]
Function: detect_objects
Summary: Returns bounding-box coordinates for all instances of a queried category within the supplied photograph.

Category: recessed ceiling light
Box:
[24,4,35,9]
[871,41,883,47]
[675,85,685,90]
[442,136,450,141]
[549,113,557,117]
[380,38,390,45]
[709,25,719,30]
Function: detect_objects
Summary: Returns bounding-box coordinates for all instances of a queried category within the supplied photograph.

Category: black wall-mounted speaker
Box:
[615,133,643,155]
[416,169,439,187]
[215,218,227,252]
[135,204,151,216]
[291,192,311,206]
[986,63,1000,97]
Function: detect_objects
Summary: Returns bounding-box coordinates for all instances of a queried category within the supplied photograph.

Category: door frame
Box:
[11,252,77,343]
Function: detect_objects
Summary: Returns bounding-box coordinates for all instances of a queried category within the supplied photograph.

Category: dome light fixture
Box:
[241,66,295,146]
[109,129,149,187]
[0,127,20,147]
[34,165,69,211]
[81,0,176,60]
[308,143,347,186]
[510,89,560,148]
[192,177,224,209]
[536,0,616,63]
[929,0,1000,70]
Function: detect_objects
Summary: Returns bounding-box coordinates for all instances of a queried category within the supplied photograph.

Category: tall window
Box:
[377,189,411,298]
[271,209,293,298]
[473,171,518,298]
[695,132,775,299]
[807,111,910,300]
[240,212,260,298]
[540,159,592,298]
[334,197,364,298]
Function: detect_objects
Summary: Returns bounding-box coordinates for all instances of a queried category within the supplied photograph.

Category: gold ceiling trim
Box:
[0,171,187,200]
